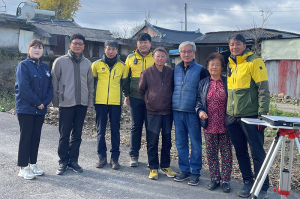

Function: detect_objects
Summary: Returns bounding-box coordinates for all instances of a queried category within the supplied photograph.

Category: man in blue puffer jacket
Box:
[172,41,207,186]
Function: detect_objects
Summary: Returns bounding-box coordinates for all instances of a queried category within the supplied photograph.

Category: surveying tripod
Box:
[249,128,300,199]
[242,115,300,199]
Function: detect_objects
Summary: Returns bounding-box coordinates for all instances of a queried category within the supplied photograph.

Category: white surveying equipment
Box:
[17,2,56,21]
[242,115,300,199]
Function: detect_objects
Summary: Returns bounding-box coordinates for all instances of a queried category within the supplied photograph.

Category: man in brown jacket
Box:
[138,47,176,180]
[51,34,94,175]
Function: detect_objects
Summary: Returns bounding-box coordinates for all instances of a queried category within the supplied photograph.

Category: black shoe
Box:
[188,174,200,186]
[222,182,231,193]
[174,172,190,182]
[68,162,83,173]
[257,190,268,199]
[56,163,67,175]
[208,181,220,190]
[95,157,107,168]
[238,179,254,198]
[110,158,120,170]
[130,156,138,167]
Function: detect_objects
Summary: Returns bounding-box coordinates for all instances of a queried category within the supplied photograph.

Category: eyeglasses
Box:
[105,47,117,51]
[71,42,84,46]
[180,50,193,54]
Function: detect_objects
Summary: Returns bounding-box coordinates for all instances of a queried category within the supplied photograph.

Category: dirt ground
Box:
[8,102,300,191]
[276,103,300,113]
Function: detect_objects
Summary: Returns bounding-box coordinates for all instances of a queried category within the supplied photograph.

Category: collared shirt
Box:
[203,77,227,134]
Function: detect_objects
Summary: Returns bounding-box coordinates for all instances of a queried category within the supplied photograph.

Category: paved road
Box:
[1,112,299,199]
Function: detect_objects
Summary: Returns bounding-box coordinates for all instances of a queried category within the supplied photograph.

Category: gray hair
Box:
[105,40,119,48]
[178,41,196,52]
[153,47,168,56]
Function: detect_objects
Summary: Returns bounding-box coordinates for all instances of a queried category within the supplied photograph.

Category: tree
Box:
[238,10,273,56]
[29,0,81,20]
[248,11,273,56]
[112,26,130,39]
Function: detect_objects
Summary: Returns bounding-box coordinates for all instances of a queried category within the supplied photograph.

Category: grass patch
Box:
[0,90,15,111]
[269,97,300,118]
[264,97,299,136]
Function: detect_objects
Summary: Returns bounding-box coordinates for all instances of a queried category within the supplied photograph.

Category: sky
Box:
[2,0,300,37]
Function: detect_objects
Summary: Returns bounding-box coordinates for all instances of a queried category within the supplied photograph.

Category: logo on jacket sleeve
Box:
[102,67,105,71]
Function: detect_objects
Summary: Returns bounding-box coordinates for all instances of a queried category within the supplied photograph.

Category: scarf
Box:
[105,54,118,69]
[69,49,83,63]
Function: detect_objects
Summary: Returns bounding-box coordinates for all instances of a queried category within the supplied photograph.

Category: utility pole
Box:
[184,3,187,31]
[180,21,184,31]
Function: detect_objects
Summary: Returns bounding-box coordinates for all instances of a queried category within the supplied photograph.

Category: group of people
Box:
[14,32,270,199]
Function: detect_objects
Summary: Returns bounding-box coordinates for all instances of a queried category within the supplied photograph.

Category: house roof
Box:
[0,13,33,29]
[0,14,115,43]
[132,21,202,44]
[194,28,300,44]
[33,23,116,43]
[31,17,80,27]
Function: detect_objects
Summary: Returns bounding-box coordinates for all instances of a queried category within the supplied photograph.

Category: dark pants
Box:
[147,114,172,170]
[226,115,269,191]
[129,97,149,157]
[58,105,87,164]
[17,114,45,167]
[95,104,121,159]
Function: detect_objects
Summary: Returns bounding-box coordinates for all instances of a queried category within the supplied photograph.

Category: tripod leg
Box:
[287,139,294,196]
[251,134,284,198]
[295,138,300,155]
[278,138,294,199]
[279,136,286,189]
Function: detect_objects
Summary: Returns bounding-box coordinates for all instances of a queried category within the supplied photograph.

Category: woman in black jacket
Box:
[195,52,232,192]
[15,39,53,180]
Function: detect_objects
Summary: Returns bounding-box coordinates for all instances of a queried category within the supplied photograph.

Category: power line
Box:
[187,14,198,31]
[187,7,211,33]
[160,9,183,29]
[77,9,182,14]
[81,2,134,27]
[189,5,300,13]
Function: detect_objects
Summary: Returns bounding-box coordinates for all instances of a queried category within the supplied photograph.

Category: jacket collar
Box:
[178,59,196,69]
[152,64,165,73]
[228,48,253,65]
[133,50,153,58]
[99,54,122,64]
[26,56,42,65]
[67,49,84,62]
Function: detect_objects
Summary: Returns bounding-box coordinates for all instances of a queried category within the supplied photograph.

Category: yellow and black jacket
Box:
[92,55,128,105]
[227,49,270,117]
[124,50,154,99]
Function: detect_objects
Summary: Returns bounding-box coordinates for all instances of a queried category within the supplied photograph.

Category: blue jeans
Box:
[173,110,202,176]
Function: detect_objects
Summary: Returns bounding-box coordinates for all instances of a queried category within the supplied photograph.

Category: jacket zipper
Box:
[180,67,185,111]
[161,69,164,113]
[106,63,117,104]
[113,70,116,79]
[231,64,238,116]
[62,85,65,101]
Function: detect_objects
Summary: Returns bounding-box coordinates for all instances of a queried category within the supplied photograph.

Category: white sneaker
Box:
[18,166,36,180]
[30,164,45,176]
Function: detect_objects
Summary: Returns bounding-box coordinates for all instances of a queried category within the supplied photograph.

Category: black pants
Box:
[58,105,87,164]
[226,115,269,191]
[147,114,172,170]
[129,97,149,157]
[95,104,121,159]
[17,114,45,167]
